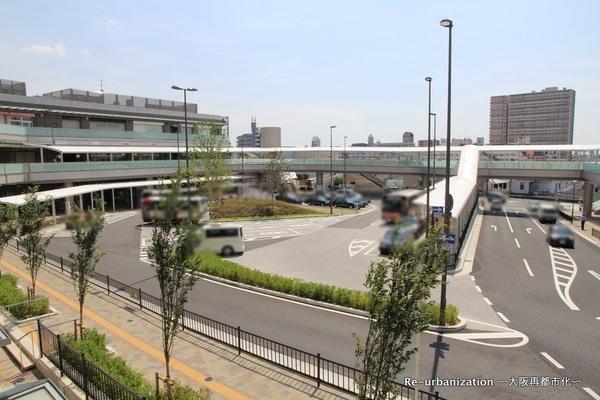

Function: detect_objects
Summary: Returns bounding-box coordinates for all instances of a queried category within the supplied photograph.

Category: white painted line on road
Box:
[522,259,534,277]
[549,247,580,311]
[532,219,546,234]
[483,297,493,306]
[514,238,521,248]
[526,228,532,235]
[583,388,600,400]
[363,244,379,256]
[496,312,510,323]
[348,239,374,257]
[504,211,514,233]
[540,352,564,369]
[427,318,529,348]
[596,317,600,321]
[490,224,497,232]
[588,270,600,282]
[475,285,482,293]
[470,275,475,281]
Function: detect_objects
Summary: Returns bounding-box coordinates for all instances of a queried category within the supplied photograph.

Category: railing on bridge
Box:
[478,160,583,170]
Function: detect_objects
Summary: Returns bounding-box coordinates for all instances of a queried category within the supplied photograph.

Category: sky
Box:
[1,0,599,146]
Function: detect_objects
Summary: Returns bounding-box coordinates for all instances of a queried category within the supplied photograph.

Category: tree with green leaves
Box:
[147,182,200,400]
[0,203,17,263]
[263,151,289,201]
[191,124,231,203]
[17,187,53,298]
[354,225,447,400]
[68,203,105,337]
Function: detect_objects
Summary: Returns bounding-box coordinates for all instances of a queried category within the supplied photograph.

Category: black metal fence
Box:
[38,320,145,400]
[14,240,446,400]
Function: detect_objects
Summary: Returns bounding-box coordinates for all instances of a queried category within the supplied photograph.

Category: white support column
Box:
[51,199,56,224]
[40,148,44,163]
[79,194,83,210]
[130,187,134,210]
[90,192,94,209]
[111,188,116,212]
[86,153,90,162]
[100,190,105,212]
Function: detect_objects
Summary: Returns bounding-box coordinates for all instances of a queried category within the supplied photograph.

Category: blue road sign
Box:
[432,206,444,214]
[444,233,456,244]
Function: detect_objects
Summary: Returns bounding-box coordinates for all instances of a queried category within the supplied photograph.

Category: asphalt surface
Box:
[44,206,593,399]
[474,198,600,398]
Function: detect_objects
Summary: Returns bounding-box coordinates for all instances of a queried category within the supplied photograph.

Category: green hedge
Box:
[0,274,50,320]
[64,329,211,400]
[422,301,459,326]
[210,199,318,219]
[190,252,370,311]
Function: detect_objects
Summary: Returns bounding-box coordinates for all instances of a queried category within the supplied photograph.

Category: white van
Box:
[197,223,244,256]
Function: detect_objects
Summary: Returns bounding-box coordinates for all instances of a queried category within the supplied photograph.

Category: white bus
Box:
[141,188,209,224]
[197,223,244,256]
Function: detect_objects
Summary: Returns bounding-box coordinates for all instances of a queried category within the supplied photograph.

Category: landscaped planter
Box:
[427,317,467,333]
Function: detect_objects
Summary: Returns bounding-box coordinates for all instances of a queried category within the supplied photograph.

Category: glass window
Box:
[10,116,33,127]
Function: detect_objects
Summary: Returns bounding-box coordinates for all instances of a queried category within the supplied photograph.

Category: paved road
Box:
[474,198,600,399]
[44,207,591,399]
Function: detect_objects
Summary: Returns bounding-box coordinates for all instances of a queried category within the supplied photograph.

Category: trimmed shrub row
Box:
[422,301,459,326]
[64,329,211,400]
[0,274,50,320]
[191,252,370,311]
[210,199,318,219]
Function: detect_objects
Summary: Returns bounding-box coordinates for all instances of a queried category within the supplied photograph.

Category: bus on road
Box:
[381,189,423,223]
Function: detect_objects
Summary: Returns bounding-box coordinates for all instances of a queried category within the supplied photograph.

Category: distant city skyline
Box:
[1,1,598,146]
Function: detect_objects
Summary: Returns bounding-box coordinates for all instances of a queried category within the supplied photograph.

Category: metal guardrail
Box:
[12,240,446,399]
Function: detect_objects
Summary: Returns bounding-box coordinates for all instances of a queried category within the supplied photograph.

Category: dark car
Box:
[538,204,559,224]
[305,193,330,206]
[547,224,574,248]
[489,199,504,212]
[332,193,362,208]
[275,191,304,204]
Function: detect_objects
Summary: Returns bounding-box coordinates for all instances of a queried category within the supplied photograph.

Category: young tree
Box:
[263,151,289,201]
[147,183,200,400]
[17,187,53,298]
[0,203,17,263]
[68,203,105,337]
[354,226,446,400]
[191,124,231,203]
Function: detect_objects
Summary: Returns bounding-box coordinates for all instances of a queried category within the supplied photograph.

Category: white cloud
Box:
[21,42,65,56]
[78,48,90,56]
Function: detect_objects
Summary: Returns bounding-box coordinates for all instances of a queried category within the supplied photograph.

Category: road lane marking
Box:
[470,275,475,281]
[504,211,514,233]
[483,297,493,306]
[532,219,546,233]
[514,238,521,248]
[522,259,534,277]
[496,312,510,323]
[428,318,529,348]
[540,352,564,369]
[348,239,374,257]
[490,224,497,232]
[526,228,532,235]
[475,285,482,293]
[583,388,600,400]
[548,247,580,311]
[363,244,380,256]
[596,317,600,321]
[588,270,600,281]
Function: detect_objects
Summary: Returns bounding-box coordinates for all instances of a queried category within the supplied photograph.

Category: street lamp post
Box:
[439,18,453,327]
[431,113,437,189]
[344,136,348,190]
[171,85,198,215]
[330,125,336,215]
[425,77,432,237]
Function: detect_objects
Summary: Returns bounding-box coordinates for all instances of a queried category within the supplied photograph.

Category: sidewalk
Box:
[0,249,351,400]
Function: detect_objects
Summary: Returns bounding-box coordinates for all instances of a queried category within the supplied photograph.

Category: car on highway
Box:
[305,192,331,206]
[197,223,245,256]
[546,224,574,248]
[379,217,425,255]
[538,204,559,224]
[275,191,304,204]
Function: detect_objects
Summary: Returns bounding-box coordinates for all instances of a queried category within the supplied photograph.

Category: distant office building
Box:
[259,127,281,147]
[476,137,484,146]
[402,131,414,146]
[489,87,575,145]
[417,139,439,147]
[236,133,256,147]
[0,79,26,96]
[311,136,321,147]
[368,134,374,147]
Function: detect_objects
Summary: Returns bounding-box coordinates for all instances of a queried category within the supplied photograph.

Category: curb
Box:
[427,317,466,333]
[195,271,371,318]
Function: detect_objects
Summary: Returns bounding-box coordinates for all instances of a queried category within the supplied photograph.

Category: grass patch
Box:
[210,199,323,219]
[0,274,50,320]
[190,252,370,311]
[64,329,211,400]
[422,301,459,326]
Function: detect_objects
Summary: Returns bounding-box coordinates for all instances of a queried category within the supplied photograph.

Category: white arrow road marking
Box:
[490,224,497,232]
[348,239,374,257]
[583,388,600,400]
[504,211,514,233]
[549,247,580,311]
[540,352,564,369]
[588,270,600,281]
[428,319,529,348]
[526,228,532,235]
[522,259,534,276]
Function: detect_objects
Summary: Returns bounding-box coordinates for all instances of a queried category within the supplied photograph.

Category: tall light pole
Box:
[171,85,197,214]
[344,135,348,190]
[330,125,336,215]
[439,18,453,327]
[425,77,432,237]
[431,113,437,189]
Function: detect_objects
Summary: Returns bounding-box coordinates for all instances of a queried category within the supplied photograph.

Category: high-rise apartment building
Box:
[311,136,321,147]
[489,87,575,145]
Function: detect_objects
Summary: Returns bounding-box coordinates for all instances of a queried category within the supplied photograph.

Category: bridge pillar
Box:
[64,182,74,215]
[316,172,324,190]
[583,181,594,219]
